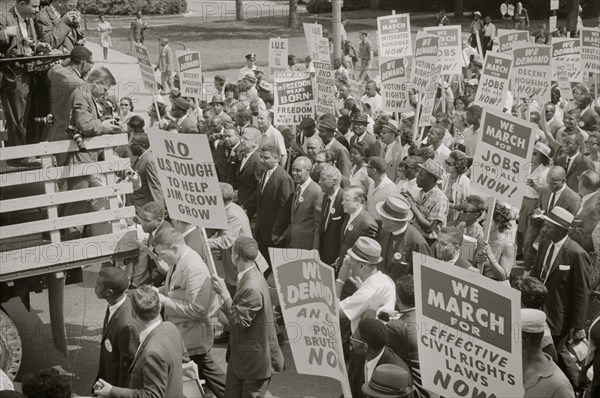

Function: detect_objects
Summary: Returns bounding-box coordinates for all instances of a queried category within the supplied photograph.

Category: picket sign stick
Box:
[200,227,218,276]
[413,91,421,144]
[475,31,484,56]
[479,195,497,275]
[152,93,162,125]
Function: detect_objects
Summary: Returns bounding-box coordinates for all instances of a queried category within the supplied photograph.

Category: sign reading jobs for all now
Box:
[414,254,523,398]
[147,130,228,229]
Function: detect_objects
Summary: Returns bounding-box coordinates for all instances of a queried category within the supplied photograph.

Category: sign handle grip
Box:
[200,227,218,276]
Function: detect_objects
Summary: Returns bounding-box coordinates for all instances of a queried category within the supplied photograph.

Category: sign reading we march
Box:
[471,108,536,209]
[414,254,523,398]
[147,129,227,229]
[377,13,412,58]
[423,25,463,75]
[474,52,512,110]
[271,249,351,396]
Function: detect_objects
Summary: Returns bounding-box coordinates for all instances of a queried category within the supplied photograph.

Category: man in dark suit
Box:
[215,127,241,189]
[377,194,430,282]
[318,165,346,266]
[129,12,147,44]
[211,236,284,397]
[94,267,138,389]
[579,92,600,132]
[244,144,294,267]
[129,134,164,210]
[349,112,380,157]
[570,170,600,253]
[348,318,411,398]
[36,1,82,51]
[318,113,352,177]
[338,185,378,267]
[531,207,591,359]
[134,201,170,287]
[237,127,263,210]
[93,286,188,398]
[279,156,323,249]
[524,166,581,270]
[555,130,595,193]
[170,97,199,134]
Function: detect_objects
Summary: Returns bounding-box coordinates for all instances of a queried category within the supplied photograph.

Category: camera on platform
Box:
[66,125,86,152]
[33,114,54,125]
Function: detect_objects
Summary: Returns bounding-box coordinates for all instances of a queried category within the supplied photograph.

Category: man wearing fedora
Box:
[318,165,346,266]
[336,237,396,334]
[171,98,199,134]
[361,364,414,398]
[318,114,352,177]
[531,206,591,380]
[377,194,430,283]
[210,95,233,126]
[402,159,449,246]
[350,113,381,158]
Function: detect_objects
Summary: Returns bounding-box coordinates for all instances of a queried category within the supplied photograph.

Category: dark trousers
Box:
[224,370,270,398]
[482,36,493,56]
[0,72,33,147]
[190,353,227,398]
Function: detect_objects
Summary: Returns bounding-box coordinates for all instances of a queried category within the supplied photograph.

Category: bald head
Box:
[547,166,566,192]
[291,156,312,184]
[293,156,312,170]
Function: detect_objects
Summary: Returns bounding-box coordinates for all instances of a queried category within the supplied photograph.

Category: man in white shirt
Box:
[256,109,287,167]
[396,156,423,198]
[360,81,382,119]
[238,53,257,81]
[366,157,399,224]
[427,126,451,167]
[482,16,496,56]
[333,57,350,90]
[335,237,396,333]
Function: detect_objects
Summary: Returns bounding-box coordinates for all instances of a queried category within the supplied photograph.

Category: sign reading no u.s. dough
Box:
[471,108,536,209]
[134,43,157,93]
[377,13,412,58]
[423,25,463,75]
[147,129,227,229]
[414,253,523,398]
[176,50,203,98]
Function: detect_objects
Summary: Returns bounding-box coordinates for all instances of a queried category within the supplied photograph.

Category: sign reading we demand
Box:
[148,129,228,229]
[471,108,536,209]
[414,254,523,398]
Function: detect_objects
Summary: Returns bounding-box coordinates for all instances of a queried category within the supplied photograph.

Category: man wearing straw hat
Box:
[531,206,591,363]
[377,194,430,282]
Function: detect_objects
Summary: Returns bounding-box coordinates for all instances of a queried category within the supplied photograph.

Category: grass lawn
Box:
[85,11,599,71]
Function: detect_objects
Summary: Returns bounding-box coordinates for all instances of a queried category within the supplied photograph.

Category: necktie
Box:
[540,243,555,283]
[565,157,571,173]
[295,186,302,205]
[103,306,110,328]
[548,192,556,212]
[323,197,331,229]
[260,172,267,193]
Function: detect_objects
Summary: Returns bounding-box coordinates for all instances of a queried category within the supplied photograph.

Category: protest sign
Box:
[274,72,314,125]
[176,51,202,98]
[556,64,575,101]
[511,42,552,103]
[377,13,412,58]
[549,16,557,34]
[474,52,512,110]
[551,38,582,82]
[411,32,439,94]
[133,43,157,93]
[269,38,289,80]
[418,65,441,127]
[314,62,336,116]
[423,25,463,75]
[316,37,331,63]
[304,23,323,62]
[550,0,559,10]
[581,28,600,76]
[147,128,228,229]
[380,58,412,113]
[414,253,523,398]
[271,249,351,396]
[471,108,536,209]
[346,63,362,109]
[497,30,529,53]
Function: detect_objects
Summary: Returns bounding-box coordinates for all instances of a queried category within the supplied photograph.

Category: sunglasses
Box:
[120,103,130,107]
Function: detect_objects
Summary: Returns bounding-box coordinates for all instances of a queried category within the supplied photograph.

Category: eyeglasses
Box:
[120,103,130,107]
[445,161,456,166]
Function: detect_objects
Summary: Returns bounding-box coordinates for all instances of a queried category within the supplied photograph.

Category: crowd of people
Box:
[2,1,600,397]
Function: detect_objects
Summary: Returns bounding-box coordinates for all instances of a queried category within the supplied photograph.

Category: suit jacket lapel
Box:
[102,301,125,339]
[128,324,160,373]
[546,238,569,280]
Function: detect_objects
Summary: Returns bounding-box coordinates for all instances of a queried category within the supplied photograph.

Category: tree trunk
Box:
[236,0,243,21]
[454,0,464,21]
[565,0,579,34]
[370,0,379,11]
[289,0,298,30]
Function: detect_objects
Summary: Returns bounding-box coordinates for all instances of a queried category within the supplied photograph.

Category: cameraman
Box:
[60,66,122,240]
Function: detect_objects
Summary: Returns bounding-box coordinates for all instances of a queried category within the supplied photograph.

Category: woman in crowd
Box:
[223,83,239,114]
[518,142,551,258]
[349,141,370,187]
[147,102,169,128]
[456,194,486,240]
[117,97,134,131]
[451,96,470,139]
[443,150,471,224]
[97,14,112,63]
[475,203,517,284]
